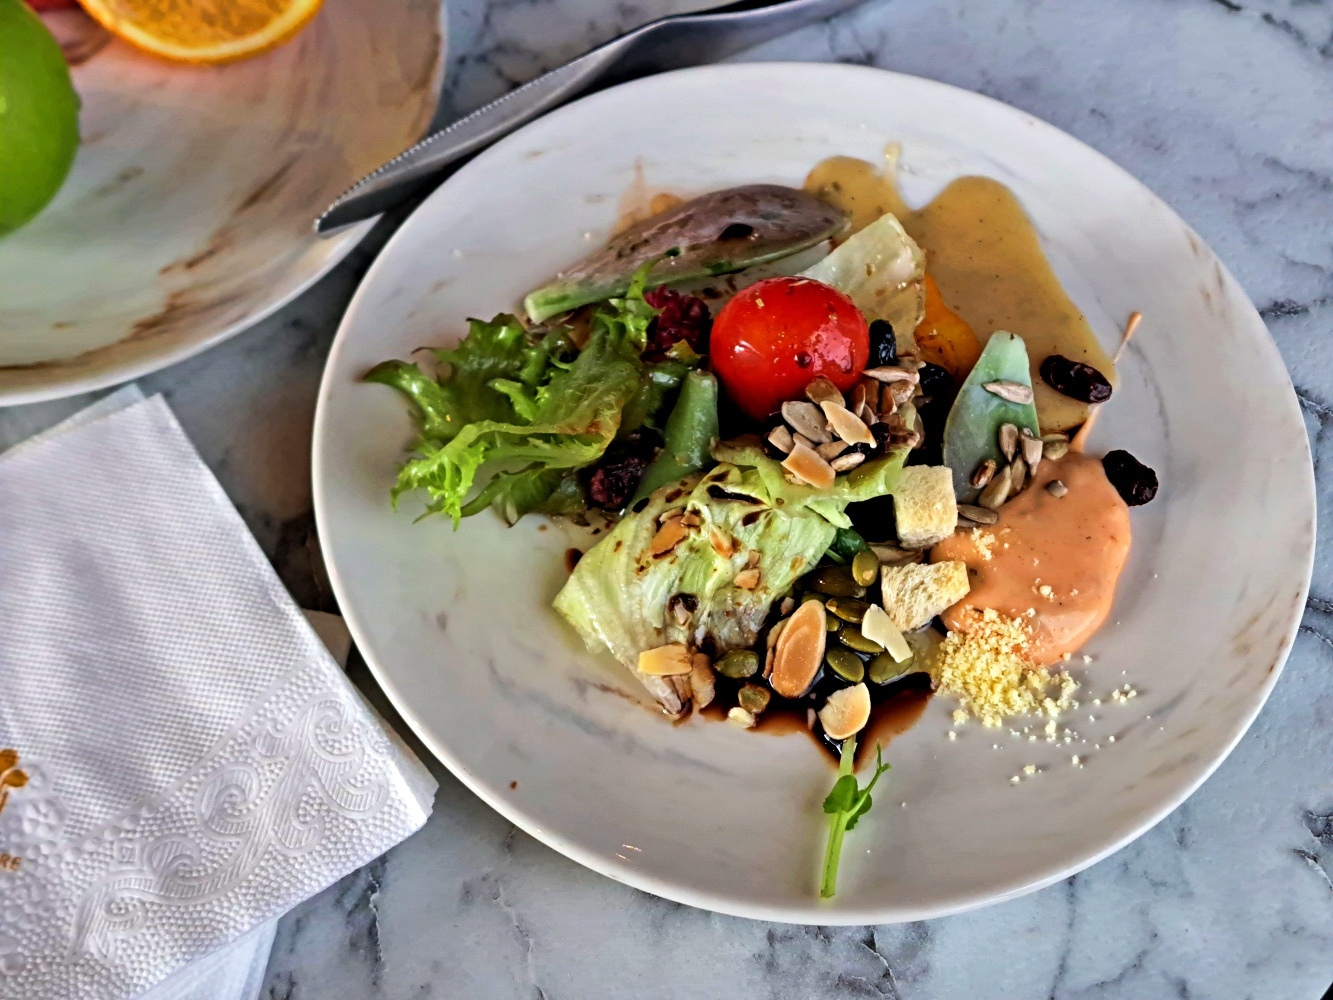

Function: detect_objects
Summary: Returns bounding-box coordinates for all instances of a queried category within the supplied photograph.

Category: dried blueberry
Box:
[916,362,953,399]
[1040,354,1113,404]
[1102,449,1158,506]
[587,453,649,510]
[868,319,897,368]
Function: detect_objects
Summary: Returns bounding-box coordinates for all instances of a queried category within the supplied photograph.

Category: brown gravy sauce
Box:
[931,453,1131,667]
[804,154,1117,433]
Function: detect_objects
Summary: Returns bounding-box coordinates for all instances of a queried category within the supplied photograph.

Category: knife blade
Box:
[315,0,869,234]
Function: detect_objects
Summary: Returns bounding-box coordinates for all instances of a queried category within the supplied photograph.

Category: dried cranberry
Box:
[587,453,649,510]
[1040,354,1113,404]
[644,286,711,356]
[868,319,897,368]
[1102,450,1158,506]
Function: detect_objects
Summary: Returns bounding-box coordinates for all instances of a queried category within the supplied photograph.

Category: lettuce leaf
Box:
[800,212,925,354]
[368,268,667,525]
[553,446,908,712]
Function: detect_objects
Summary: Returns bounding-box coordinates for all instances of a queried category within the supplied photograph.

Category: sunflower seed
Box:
[864,366,920,385]
[998,423,1019,462]
[792,432,815,451]
[859,378,881,412]
[821,401,876,445]
[850,382,867,413]
[983,381,1034,404]
[1021,432,1044,469]
[816,440,849,461]
[957,503,999,525]
[1043,437,1069,461]
[978,464,1013,509]
[897,356,925,372]
[767,424,795,454]
[830,451,867,472]
[858,401,879,426]
[971,459,997,489]
[805,376,844,407]
[782,400,831,443]
[870,543,922,564]
[887,380,917,407]
[1010,455,1028,492]
[1046,479,1069,498]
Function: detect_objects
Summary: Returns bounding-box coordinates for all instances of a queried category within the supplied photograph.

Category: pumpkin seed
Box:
[738,683,771,715]
[830,451,866,472]
[825,647,865,683]
[716,649,759,679]
[997,423,1019,462]
[826,596,871,623]
[805,565,865,597]
[825,614,843,633]
[869,651,911,685]
[983,380,1034,405]
[838,625,884,654]
[851,549,880,587]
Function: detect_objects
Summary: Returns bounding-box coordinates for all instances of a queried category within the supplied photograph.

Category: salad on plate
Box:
[366,161,1159,898]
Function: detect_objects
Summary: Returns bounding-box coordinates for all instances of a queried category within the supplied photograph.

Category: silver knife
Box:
[315,0,869,235]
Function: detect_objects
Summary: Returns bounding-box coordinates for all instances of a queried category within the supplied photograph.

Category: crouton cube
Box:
[893,466,958,548]
[880,561,970,631]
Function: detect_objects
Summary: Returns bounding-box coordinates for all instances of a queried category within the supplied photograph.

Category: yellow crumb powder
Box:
[930,608,1079,728]
[970,528,995,561]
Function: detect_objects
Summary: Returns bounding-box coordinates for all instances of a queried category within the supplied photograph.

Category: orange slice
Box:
[76,0,323,63]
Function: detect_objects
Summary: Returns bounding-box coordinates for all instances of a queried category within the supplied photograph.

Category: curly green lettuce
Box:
[367,267,672,525]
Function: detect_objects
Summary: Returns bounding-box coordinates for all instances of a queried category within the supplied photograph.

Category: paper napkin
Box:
[0,392,436,1000]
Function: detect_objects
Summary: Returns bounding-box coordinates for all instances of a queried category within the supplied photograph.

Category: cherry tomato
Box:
[710,276,869,420]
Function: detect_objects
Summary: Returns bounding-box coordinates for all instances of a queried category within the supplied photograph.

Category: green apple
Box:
[0,0,80,236]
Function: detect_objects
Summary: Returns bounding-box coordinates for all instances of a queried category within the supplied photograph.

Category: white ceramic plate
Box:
[0,0,444,406]
[312,64,1315,923]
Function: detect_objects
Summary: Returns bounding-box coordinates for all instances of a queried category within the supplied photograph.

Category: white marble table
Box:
[5,0,1333,995]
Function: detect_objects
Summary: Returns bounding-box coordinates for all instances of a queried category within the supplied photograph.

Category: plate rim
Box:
[311,61,1317,924]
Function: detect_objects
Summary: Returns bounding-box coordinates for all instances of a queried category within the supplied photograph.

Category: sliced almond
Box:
[983,381,1034,404]
[734,568,761,590]
[638,643,693,676]
[816,440,849,461]
[680,511,702,528]
[709,527,735,558]
[861,604,913,663]
[997,423,1019,462]
[727,706,756,729]
[819,683,872,740]
[764,617,788,679]
[864,366,919,385]
[649,518,689,556]
[830,451,866,472]
[781,441,836,489]
[804,376,844,407]
[821,401,875,445]
[767,424,795,454]
[771,599,826,698]
[781,400,832,443]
